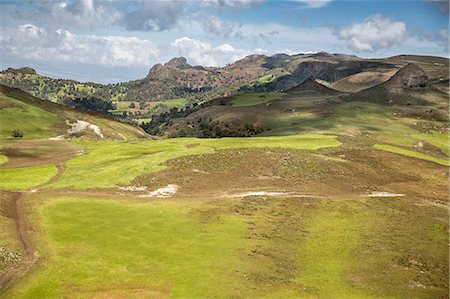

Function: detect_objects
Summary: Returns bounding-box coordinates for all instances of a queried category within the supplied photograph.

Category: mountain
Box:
[285,77,342,96]
[0,53,448,125]
[146,62,448,138]
[0,84,148,140]
[347,63,447,105]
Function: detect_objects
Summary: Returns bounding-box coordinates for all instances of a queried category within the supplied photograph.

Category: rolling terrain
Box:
[0,54,448,298]
[1,53,447,123]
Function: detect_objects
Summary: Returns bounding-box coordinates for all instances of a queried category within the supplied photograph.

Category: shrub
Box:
[12,129,23,138]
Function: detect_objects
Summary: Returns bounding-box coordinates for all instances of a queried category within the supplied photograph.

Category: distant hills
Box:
[153,62,448,138]
[0,52,448,128]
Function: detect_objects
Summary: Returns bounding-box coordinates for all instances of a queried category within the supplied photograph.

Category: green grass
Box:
[232,92,285,107]
[0,154,7,165]
[374,144,449,166]
[162,98,189,108]
[52,134,340,189]
[255,74,276,84]
[0,164,57,189]
[110,101,136,112]
[412,131,449,156]
[0,95,63,139]
[296,201,371,298]
[133,118,152,125]
[9,198,246,298]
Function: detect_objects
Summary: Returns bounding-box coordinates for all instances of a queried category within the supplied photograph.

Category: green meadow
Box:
[52,134,340,189]
[0,164,57,190]
[374,144,449,166]
[0,95,63,139]
[232,92,285,107]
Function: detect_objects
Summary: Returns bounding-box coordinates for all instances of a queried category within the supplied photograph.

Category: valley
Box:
[0,53,448,298]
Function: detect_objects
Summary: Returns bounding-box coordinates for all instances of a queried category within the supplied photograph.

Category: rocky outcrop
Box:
[386,63,428,88]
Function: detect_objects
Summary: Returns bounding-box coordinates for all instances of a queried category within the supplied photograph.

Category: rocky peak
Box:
[165,57,190,69]
[3,67,37,75]
[286,76,339,95]
[388,63,428,88]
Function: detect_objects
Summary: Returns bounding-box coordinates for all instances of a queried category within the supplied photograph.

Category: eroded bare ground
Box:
[0,191,35,289]
[132,146,448,206]
[0,140,81,168]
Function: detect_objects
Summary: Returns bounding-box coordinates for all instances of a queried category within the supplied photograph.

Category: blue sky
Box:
[0,0,448,83]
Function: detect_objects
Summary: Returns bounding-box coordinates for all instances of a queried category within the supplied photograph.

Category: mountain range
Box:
[1,52,448,104]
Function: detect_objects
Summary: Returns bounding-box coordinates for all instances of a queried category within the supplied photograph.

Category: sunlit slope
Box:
[0,84,148,140]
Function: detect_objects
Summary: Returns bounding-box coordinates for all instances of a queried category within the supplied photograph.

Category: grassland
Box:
[0,154,7,165]
[162,98,189,108]
[3,193,447,298]
[110,101,136,112]
[0,95,63,140]
[52,134,340,189]
[232,92,285,107]
[374,144,449,166]
[296,201,371,298]
[0,164,57,190]
[0,85,147,140]
[8,197,246,298]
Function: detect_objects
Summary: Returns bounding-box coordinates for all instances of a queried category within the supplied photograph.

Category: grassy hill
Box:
[0,84,148,140]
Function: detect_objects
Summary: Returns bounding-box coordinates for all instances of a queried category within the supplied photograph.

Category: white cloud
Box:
[339,14,407,52]
[203,16,241,38]
[292,0,332,8]
[0,0,183,32]
[171,37,251,66]
[0,24,258,68]
[202,0,264,9]
[0,24,159,67]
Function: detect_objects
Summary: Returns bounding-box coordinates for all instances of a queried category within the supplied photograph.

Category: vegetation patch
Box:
[9,198,246,298]
[0,154,7,165]
[52,134,340,189]
[0,164,57,190]
[374,144,449,166]
[232,93,284,107]
[162,98,189,108]
[296,201,371,298]
[0,95,63,140]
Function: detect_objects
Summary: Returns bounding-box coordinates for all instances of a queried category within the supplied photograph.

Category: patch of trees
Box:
[141,103,199,135]
[61,97,116,114]
[171,118,265,138]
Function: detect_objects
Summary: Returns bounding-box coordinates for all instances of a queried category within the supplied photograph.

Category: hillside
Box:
[346,63,449,121]
[0,84,148,140]
[1,53,447,107]
[158,64,448,140]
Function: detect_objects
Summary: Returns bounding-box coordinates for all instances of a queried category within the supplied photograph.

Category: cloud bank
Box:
[339,15,407,52]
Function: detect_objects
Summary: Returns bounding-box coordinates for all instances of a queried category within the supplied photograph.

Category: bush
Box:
[12,129,23,138]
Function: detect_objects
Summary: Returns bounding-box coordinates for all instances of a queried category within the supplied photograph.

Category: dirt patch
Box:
[140,184,178,198]
[0,140,80,168]
[228,191,292,198]
[0,192,36,289]
[185,143,199,149]
[366,192,405,197]
[49,119,104,140]
[118,186,148,192]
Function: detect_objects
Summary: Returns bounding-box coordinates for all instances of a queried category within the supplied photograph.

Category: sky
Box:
[0,0,448,83]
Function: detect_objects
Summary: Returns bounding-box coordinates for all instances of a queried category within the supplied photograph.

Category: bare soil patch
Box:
[0,140,80,168]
